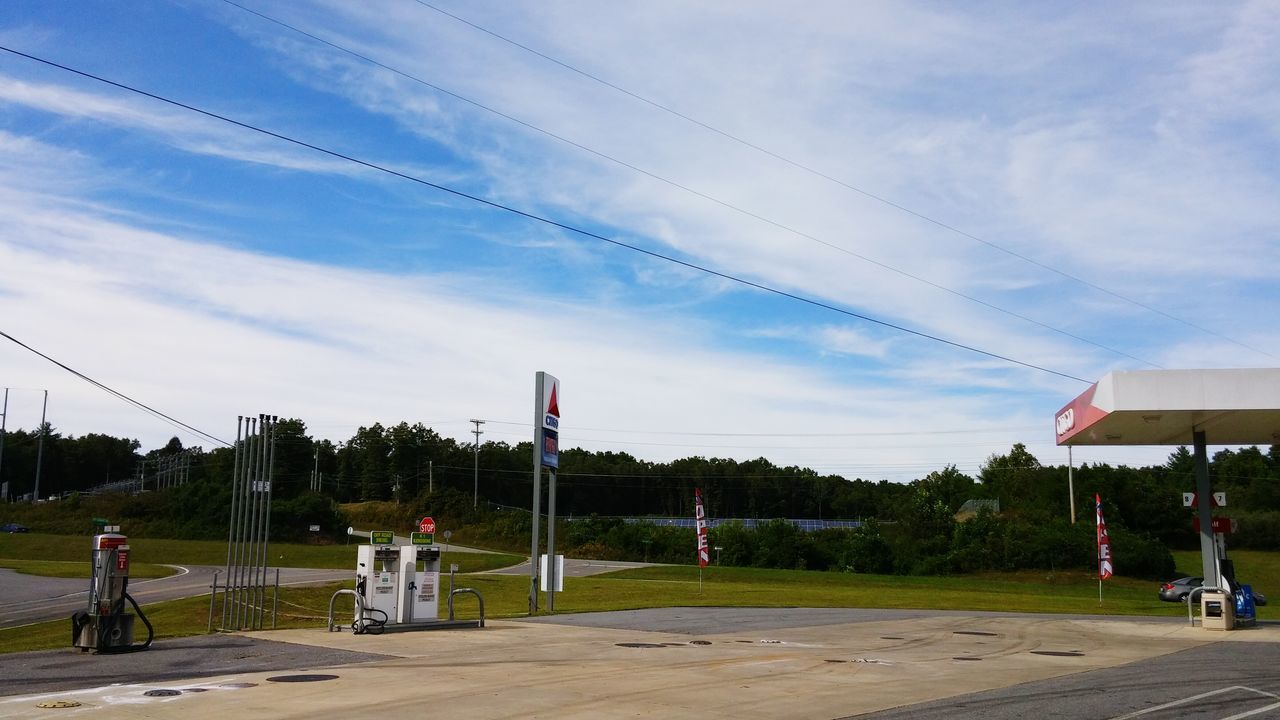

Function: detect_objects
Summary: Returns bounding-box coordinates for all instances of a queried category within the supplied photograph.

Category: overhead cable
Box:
[410,0,1272,361]
[218,0,1158,368]
[0,45,1089,383]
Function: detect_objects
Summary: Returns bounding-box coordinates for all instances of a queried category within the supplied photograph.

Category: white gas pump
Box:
[71,528,153,652]
[355,544,401,631]
[398,545,441,624]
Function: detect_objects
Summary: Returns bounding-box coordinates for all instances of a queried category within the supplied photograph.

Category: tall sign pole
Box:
[33,390,47,503]
[0,388,8,498]
[530,371,560,614]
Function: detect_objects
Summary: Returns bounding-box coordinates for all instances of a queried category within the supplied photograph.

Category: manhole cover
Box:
[690,640,712,645]
[1031,650,1085,657]
[220,682,258,689]
[825,659,848,663]
[616,643,667,649]
[35,700,82,709]
[143,689,181,697]
[266,674,340,683]
[953,656,983,661]
[185,688,210,693]
[880,636,905,640]
[954,631,998,637]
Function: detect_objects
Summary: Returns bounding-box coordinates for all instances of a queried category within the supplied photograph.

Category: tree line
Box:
[4,419,1280,561]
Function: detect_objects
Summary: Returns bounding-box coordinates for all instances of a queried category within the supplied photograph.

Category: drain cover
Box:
[690,640,712,646]
[35,700,82,709]
[143,689,181,697]
[220,682,258,689]
[266,674,340,683]
[184,688,210,693]
[616,642,667,649]
[825,659,848,663]
[953,656,983,661]
[880,636,905,640]
[954,631,998,637]
[1031,650,1085,657]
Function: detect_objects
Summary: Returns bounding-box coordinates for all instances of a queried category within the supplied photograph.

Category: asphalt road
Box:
[0,635,389,698]
[0,565,350,629]
[851,639,1280,719]
[486,557,659,578]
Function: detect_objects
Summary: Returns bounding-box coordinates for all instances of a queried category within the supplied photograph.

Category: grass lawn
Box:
[4,533,1273,656]
[1171,548,1279,597]
[0,559,174,579]
[1,559,1217,655]
[0,533,521,573]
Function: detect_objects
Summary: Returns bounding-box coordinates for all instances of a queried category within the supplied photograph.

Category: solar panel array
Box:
[600,517,864,532]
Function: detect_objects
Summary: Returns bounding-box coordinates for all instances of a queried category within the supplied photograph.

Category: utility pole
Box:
[470,419,485,508]
[32,390,47,503]
[312,446,319,492]
[428,459,433,494]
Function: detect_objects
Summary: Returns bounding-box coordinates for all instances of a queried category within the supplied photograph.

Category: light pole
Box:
[470,419,485,508]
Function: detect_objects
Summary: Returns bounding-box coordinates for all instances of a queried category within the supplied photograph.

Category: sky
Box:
[1,0,1277,484]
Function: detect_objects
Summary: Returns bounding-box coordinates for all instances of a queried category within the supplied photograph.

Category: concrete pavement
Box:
[5,608,1276,719]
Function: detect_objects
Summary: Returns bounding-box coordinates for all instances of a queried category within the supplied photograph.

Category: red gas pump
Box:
[71,528,153,653]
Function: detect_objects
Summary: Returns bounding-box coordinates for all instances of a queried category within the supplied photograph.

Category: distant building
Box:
[954,498,1000,522]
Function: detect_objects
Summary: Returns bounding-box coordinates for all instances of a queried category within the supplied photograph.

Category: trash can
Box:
[1201,591,1235,631]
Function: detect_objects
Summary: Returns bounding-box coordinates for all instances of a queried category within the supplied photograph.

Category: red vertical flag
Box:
[695,488,709,568]
[1096,493,1113,580]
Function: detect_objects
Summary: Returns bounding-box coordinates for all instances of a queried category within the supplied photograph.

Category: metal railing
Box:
[448,587,485,627]
[327,588,369,633]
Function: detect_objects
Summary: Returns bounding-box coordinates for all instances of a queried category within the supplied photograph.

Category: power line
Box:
[0,329,230,447]
[410,0,1273,361]
[479,418,1044,438]
[217,0,1157,368]
[0,45,1090,384]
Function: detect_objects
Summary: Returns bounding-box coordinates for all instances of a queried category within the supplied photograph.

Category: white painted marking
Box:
[1109,685,1280,720]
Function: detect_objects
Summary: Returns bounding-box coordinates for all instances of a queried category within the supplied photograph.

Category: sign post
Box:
[530,371,560,614]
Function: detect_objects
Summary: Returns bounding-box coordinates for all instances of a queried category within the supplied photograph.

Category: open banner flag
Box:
[695,488,709,568]
[1096,493,1113,580]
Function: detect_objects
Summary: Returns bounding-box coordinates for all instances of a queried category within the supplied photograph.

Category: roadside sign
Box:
[309,524,320,533]
[1192,516,1237,535]
[1182,492,1226,508]
[370,530,395,545]
[410,532,434,545]
[418,516,436,534]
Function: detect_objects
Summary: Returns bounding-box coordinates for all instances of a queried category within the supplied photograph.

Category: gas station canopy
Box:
[1055,369,1280,447]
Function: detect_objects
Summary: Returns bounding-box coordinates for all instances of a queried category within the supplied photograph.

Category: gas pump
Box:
[354,544,400,633]
[71,529,154,652]
[398,545,440,624]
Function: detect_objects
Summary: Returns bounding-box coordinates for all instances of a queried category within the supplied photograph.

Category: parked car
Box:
[0,522,29,533]
[1158,576,1267,605]
[1158,577,1203,602]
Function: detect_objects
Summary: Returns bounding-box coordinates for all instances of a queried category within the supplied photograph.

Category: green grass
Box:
[0,560,1214,655]
[0,559,175,579]
[0,533,522,573]
[5,534,1273,656]
[1171,548,1279,596]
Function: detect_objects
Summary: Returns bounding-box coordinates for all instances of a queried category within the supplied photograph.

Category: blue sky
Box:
[1,1,1277,481]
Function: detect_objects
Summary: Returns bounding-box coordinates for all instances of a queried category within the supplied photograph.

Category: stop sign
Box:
[418,516,436,534]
